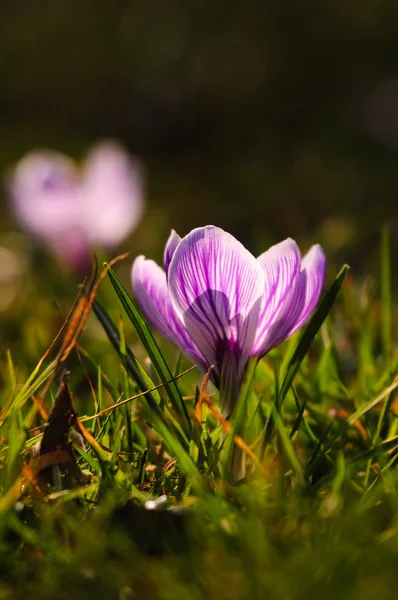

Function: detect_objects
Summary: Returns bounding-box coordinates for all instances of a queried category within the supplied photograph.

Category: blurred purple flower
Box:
[132,225,326,412]
[7,141,145,271]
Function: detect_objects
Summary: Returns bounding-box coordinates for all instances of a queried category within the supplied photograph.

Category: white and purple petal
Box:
[253,238,301,354]
[81,141,145,247]
[168,226,265,377]
[283,244,326,336]
[255,244,326,355]
[8,150,81,238]
[132,256,206,368]
[163,229,181,279]
[7,150,90,269]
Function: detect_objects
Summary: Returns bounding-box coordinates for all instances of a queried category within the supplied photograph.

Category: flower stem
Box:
[221,357,258,482]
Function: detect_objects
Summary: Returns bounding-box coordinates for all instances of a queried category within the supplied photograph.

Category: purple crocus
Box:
[132,226,326,415]
[7,141,144,272]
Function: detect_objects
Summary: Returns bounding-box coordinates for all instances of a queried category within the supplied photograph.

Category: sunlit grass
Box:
[1,239,398,600]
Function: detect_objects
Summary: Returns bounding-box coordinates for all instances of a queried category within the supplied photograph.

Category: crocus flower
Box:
[132,226,326,415]
[7,141,144,271]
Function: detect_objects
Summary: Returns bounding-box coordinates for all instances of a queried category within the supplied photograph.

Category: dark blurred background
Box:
[1,0,398,351]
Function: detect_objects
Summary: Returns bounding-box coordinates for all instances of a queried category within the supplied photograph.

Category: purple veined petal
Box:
[164,230,181,279]
[255,244,326,356]
[168,225,265,379]
[82,141,145,247]
[253,238,301,354]
[132,256,206,369]
[8,150,82,239]
[285,244,327,335]
[132,255,182,340]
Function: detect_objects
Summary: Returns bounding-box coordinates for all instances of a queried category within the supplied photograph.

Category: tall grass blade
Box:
[106,268,191,437]
[381,227,392,371]
[93,299,189,447]
[272,405,304,482]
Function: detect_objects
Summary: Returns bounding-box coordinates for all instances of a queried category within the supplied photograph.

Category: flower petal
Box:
[7,150,90,269]
[255,244,326,355]
[168,225,265,376]
[286,244,327,335]
[253,238,301,353]
[8,150,81,238]
[82,141,145,247]
[164,229,181,278]
[132,256,206,367]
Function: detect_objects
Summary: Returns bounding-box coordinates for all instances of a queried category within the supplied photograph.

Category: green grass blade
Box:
[349,436,398,465]
[106,268,192,437]
[289,397,307,440]
[137,448,148,484]
[305,378,398,481]
[381,227,392,371]
[3,360,57,423]
[272,405,304,482]
[145,420,203,492]
[93,300,159,399]
[346,378,398,426]
[93,301,165,409]
[293,396,318,445]
[332,451,346,497]
[93,299,189,447]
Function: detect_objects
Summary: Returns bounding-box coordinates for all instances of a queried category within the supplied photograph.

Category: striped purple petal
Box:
[132,255,206,368]
[168,226,265,379]
[164,229,181,279]
[254,244,326,356]
[285,245,327,336]
[253,238,301,354]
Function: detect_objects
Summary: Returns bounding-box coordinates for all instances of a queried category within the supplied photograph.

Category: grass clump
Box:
[1,247,398,600]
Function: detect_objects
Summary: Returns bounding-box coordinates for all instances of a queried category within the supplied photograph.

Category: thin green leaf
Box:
[381,227,392,370]
[94,301,179,420]
[106,269,192,436]
[272,405,304,482]
[349,436,398,465]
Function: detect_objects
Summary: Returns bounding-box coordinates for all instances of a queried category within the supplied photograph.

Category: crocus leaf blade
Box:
[106,267,192,436]
[93,300,162,405]
[92,299,189,446]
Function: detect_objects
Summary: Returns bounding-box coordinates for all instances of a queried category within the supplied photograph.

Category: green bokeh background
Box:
[1,0,398,348]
